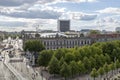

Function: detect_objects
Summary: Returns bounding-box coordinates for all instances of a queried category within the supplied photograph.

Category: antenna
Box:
[35,24,43,32]
[35,25,39,32]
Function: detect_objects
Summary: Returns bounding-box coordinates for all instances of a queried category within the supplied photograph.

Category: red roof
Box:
[89,34,120,38]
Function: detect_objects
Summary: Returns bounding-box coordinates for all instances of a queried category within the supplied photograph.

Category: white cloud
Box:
[0,0,38,7]
[71,12,97,21]
[97,7,120,14]
[0,5,65,19]
[45,0,98,5]
[0,15,57,31]
[95,16,120,31]
[0,0,98,7]
[59,12,98,21]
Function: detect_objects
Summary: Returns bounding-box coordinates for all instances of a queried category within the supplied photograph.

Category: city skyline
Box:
[0,0,120,31]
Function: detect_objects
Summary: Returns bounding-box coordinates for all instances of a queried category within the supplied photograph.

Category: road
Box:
[10,50,46,80]
[0,62,18,80]
[1,37,46,80]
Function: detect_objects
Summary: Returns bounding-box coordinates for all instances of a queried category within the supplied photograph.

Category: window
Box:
[81,40,83,45]
[44,41,46,45]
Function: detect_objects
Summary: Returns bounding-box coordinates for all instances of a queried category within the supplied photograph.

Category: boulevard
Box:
[0,37,45,80]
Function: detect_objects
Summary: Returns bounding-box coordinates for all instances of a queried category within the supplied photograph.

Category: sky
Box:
[0,0,120,32]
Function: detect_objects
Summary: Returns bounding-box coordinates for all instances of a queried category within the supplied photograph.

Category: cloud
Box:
[71,12,97,21]
[0,0,97,19]
[0,0,38,6]
[0,5,65,19]
[95,17,120,31]
[0,15,57,31]
[44,0,98,5]
[96,17,119,24]
[0,0,98,7]
[97,7,120,14]
[0,21,26,27]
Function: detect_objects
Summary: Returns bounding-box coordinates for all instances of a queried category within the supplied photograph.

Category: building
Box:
[22,31,120,50]
[57,20,70,32]
[116,27,120,32]
[22,32,91,50]
[80,29,91,36]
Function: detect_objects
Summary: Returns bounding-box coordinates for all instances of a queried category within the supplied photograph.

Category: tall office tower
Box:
[57,20,70,32]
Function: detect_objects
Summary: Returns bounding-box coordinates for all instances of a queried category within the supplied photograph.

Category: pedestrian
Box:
[32,73,35,80]
[36,72,38,76]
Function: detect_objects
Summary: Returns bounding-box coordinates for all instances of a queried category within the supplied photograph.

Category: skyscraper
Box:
[57,20,70,32]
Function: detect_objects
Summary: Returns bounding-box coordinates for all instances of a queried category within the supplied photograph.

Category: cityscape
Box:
[0,0,120,80]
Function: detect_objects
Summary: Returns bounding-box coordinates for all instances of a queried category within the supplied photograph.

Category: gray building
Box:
[22,32,91,50]
[22,31,120,50]
[57,20,70,32]
[116,27,120,32]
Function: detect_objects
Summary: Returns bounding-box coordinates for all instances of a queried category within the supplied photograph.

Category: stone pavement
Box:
[11,57,46,80]
[4,52,27,80]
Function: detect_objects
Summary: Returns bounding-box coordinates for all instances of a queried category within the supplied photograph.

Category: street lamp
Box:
[114,57,116,75]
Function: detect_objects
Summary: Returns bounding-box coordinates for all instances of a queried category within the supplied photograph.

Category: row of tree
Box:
[24,40,120,79]
[91,60,120,80]
[37,40,120,79]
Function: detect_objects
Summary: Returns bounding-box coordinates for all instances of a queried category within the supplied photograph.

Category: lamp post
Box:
[4,51,5,62]
[114,57,116,75]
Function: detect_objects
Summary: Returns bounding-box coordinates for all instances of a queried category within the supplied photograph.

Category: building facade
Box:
[22,31,120,50]
[57,20,70,32]
[22,32,91,50]
[116,27,120,32]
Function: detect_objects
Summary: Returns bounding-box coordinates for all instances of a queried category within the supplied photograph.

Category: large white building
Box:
[22,31,91,50]
[22,31,120,50]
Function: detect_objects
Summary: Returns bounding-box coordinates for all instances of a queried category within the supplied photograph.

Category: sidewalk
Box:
[4,54,27,80]
[11,57,46,80]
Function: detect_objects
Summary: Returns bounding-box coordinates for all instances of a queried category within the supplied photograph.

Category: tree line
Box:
[24,40,120,80]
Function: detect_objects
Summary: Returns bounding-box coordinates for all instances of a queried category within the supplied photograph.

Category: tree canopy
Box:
[37,40,120,78]
[24,40,45,52]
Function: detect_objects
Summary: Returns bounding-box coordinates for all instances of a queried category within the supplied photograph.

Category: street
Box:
[0,37,46,80]
[0,61,18,80]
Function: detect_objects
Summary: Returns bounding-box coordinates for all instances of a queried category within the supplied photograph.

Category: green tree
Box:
[65,53,75,63]
[98,67,104,79]
[109,62,115,76]
[83,57,91,73]
[54,49,65,60]
[48,56,60,74]
[90,68,98,80]
[59,57,65,67]
[94,54,103,69]
[103,63,109,78]
[99,54,106,65]
[77,61,85,75]
[69,61,79,77]
[24,40,45,64]
[24,40,45,52]
[89,57,96,69]
[60,62,71,80]
[89,30,100,35]
[104,54,111,64]
[73,50,82,61]
[115,59,120,73]
[38,50,53,68]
